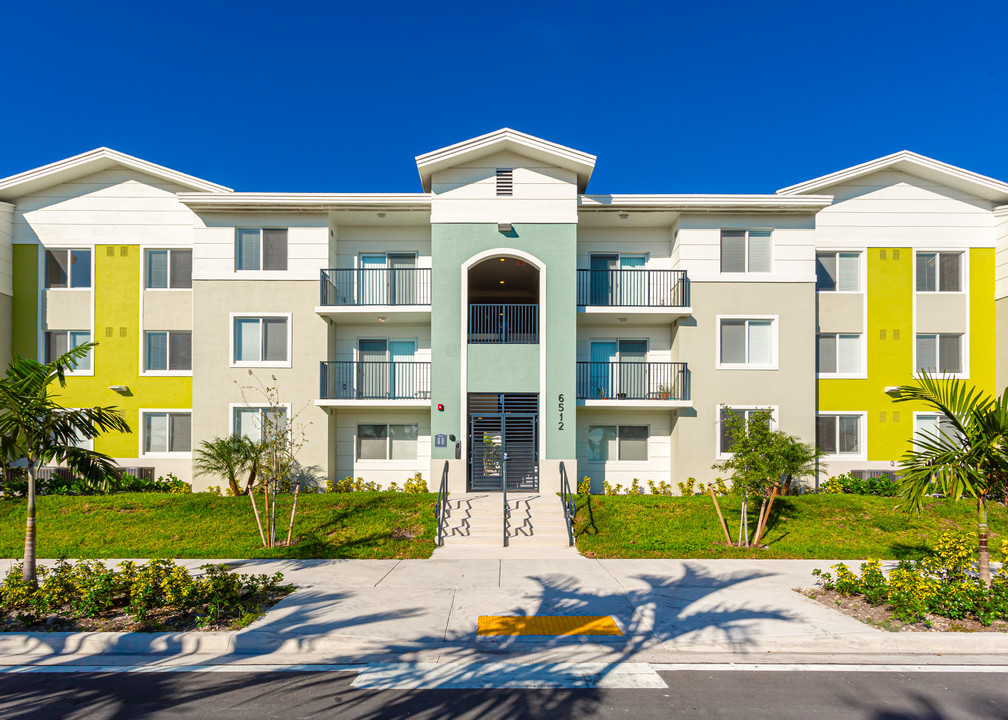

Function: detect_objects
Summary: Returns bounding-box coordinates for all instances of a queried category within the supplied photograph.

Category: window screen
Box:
[169,332,192,370]
[170,250,193,288]
[720,320,746,363]
[720,231,746,272]
[357,424,388,460]
[45,250,68,288]
[389,424,419,459]
[618,425,648,461]
[262,229,288,271]
[816,416,837,454]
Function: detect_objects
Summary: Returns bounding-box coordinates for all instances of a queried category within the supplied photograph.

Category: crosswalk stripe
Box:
[351,662,668,689]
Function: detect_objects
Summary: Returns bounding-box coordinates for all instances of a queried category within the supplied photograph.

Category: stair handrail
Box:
[503,454,509,547]
[559,461,575,546]
[436,461,449,547]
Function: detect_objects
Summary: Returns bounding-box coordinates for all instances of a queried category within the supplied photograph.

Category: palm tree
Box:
[894,373,1008,587]
[194,435,248,496]
[0,344,131,586]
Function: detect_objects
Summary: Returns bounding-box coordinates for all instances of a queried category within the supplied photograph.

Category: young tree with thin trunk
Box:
[0,344,130,586]
[894,373,1008,588]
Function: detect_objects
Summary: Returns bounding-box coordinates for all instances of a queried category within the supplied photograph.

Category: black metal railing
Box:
[320,361,431,400]
[320,268,432,306]
[576,269,689,307]
[503,452,509,547]
[575,361,689,401]
[468,303,539,344]
[559,461,575,547]
[436,461,449,547]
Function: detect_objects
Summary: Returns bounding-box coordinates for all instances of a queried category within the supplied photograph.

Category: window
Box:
[916,334,962,374]
[145,331,192,371]
[720,230,772,273]
[45,249,91,289]
[142,412,191,454]
[235,228,288,271]
[816,414,862,456]
[816,251,860,291]
[817,334,861,374]
[44,331,91,370]
[916,252,961,292]
[496,168,513,196]
[233,406,287,444]
[718,407,773,455]
[146,249,192,289]
[357,424,419,460]
[914,413,957,447]
[233,316,289,365]
[586,425,648,462]
[719,318,774,367]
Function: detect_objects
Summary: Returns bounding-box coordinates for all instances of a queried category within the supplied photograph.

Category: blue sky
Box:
[2,1,1006,194]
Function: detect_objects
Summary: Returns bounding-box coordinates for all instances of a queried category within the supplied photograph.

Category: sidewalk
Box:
[0,556,1005,667]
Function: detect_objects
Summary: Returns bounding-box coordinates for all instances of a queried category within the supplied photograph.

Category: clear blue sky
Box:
[2,1,1006,194]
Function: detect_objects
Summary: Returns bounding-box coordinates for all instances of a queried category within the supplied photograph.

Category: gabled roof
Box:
[415,128,596,193]
[777,150,1008,203]
[0,147,232,201]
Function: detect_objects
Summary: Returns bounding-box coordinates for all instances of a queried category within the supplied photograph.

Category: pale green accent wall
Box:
[467,344,539,392]
[430,223,576,461]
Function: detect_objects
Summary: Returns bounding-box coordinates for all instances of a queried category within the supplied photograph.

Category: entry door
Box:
[387,253,417,305]
[590,341,618,399]
[618,339,647,399]
[468,413,539,491]
[360,255,387,304]
[619,255,646,305]
[590,255,618,305]
[388,340,416,399]
[357,339,388,398]
[470,415,504,491]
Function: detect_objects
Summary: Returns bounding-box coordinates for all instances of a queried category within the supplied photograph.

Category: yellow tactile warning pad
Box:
[477,615,623,636]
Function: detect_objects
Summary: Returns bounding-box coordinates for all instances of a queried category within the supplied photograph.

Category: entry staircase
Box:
[432,493,578,558]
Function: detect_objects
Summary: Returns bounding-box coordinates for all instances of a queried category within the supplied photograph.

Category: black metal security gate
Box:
[468,393,539,492]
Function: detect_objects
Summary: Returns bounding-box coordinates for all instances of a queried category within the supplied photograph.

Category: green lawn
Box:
[573,493,1008,559]
[0,493,438,560]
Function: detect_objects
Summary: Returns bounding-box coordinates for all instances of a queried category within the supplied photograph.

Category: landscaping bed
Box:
[0,493,438,560]
[573,493,1007,559]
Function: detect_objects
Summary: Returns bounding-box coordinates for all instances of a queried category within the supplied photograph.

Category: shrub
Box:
[819,473,899,497]
[577,476,592,495]
[403,473,428,493]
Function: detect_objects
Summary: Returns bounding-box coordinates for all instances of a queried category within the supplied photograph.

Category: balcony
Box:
[576,269,691,324]
[316,268,432,324]
[576,361,691,408]
[468,303,539,344]
[317,360,431,408]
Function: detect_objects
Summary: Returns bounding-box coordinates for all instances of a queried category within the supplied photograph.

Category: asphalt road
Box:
[0,669,1005,719]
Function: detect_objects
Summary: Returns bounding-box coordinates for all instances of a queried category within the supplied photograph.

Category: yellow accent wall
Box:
[818,247,997,462]
[58,245,191,458]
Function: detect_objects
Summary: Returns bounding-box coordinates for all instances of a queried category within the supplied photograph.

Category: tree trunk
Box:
[978,495,991,588]
[22,459,37,587]
[245,465,258,495]
[228,476,241,498]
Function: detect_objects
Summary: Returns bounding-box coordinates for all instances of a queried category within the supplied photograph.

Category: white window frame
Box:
[715,315,779,370]
[719,229,773,274]
[229,313,293,368]
[142,330,193,376]
[144,248,193,290]
[584,424,651,464]
[44,248,93,290]
[815,412,867,461]
[715,405,778,459]
[815,250,863,293]
[816,332,865,379]
[234,227,288,272]
[44,330,94,376]
[914,250,966,294]
[228,403,293,444]
[139,409,193,458]
[914,332,966,378]
[354,422,422,463]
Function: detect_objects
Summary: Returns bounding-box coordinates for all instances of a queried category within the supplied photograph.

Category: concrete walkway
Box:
[0,556,1005,667]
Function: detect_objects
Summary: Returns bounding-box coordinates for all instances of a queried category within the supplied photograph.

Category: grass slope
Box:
[0,493,437,560]
[573,494,1008,559]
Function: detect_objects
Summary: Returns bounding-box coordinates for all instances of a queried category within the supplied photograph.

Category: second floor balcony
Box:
[468,303,539,344]
[576,361,690,407]
[318,360,431,407]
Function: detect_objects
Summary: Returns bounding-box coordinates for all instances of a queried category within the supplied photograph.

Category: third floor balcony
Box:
[576,269,691,324]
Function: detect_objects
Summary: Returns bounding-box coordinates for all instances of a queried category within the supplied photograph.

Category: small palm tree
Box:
[894,373,1008,587]
[194,435,248,496]
[0,344,131,586]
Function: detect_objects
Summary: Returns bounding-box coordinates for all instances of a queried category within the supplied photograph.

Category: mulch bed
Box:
[0,589,293,633]
[798,587,1008,633]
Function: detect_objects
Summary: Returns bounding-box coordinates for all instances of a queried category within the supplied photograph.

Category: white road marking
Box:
[651,663,1008,673]
[351,662,668,689]
[0,664,365,674]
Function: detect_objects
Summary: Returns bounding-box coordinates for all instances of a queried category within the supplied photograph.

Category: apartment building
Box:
[0,130,1005,494]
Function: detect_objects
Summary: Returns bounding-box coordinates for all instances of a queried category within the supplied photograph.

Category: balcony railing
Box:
[320,268,432,306]
[468,303,539,344]
[576,361,689,401]
[320,361,431,400]
[576,269,689,307]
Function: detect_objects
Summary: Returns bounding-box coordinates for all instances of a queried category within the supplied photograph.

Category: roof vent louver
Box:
[496,168,513,197]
